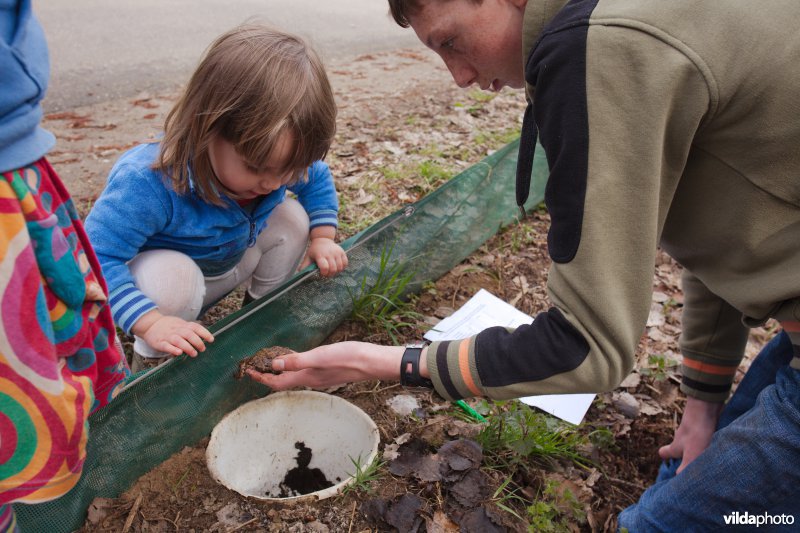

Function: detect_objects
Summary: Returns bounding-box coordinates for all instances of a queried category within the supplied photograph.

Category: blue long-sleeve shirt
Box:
[0,0,55,172]
[85,142,338,333]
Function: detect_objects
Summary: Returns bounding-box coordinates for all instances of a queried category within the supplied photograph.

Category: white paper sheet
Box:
[424,289,595,425]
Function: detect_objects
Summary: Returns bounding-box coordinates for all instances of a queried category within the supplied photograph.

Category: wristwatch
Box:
[400,342,433,388]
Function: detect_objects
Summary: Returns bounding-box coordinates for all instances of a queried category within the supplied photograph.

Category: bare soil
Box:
[47,48,773,532]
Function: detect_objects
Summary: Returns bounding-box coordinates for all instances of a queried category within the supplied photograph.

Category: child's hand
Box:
[132,310,214,357]
[300,236,348,277]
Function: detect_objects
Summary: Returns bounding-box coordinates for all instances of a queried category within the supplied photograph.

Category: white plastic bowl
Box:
[206,390,380,502]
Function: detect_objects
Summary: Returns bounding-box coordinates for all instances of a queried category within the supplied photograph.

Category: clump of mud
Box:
[234,345,293,379]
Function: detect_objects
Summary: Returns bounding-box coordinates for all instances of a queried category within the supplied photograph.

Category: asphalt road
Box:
[35,0,422,111]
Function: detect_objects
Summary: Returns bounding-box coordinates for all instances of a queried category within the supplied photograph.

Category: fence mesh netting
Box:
[17,139,548,531]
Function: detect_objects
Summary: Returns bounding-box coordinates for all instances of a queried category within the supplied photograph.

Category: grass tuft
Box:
[342,454,384,496]
[347,243,423,343]
[475,400,592,470]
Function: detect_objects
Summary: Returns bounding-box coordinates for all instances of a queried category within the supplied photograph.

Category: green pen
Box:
[454,399,487,422]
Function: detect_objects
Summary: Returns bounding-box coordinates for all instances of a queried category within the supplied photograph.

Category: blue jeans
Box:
[619,332,800,532]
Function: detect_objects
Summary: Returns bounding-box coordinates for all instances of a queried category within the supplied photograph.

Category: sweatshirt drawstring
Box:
[515,101,538,218]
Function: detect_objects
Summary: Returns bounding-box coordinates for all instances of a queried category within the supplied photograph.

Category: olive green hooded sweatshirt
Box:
[427,0,800,403]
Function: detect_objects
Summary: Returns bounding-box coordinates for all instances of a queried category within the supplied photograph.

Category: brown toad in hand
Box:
[234,346,294,379]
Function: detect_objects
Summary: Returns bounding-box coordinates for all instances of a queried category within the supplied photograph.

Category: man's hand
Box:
[658,396,723,473]
[131,310,214,357]
[246,341,404,390]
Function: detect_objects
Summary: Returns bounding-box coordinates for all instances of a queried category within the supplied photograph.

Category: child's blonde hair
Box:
[156,23,337,205]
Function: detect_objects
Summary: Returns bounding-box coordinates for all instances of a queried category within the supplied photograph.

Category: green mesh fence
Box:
[16,139,548,531]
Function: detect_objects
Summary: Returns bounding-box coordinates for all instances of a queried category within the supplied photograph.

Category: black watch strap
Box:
[400,343,433,388]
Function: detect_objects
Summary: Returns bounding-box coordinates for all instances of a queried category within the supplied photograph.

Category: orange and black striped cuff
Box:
[680,353,741,403]
[427,338,483,401]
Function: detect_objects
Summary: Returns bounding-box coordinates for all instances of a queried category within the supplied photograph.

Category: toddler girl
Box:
[85,24,347,367]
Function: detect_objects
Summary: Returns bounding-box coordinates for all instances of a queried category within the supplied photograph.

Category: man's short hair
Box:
[388,0,483,28]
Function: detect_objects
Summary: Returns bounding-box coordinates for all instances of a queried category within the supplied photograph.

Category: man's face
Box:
[408,0,526,91]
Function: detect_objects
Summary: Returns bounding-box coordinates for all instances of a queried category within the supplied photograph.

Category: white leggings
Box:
[130,198,309,358]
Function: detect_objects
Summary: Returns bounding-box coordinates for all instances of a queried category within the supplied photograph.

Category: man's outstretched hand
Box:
[245,341,406,390]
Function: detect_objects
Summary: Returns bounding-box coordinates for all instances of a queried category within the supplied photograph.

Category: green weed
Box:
[490,477,527,521]
[422,280,438,297]
[171,467,191,497]
[475,401,591,471]
[662,297,681,313]
[468,89,497,103]
[474,127,520,148]
[337,217,370,237]
[454,90,498,117]
[504,221,536,253]
[527,500,564,532]
[379,165,404,180]
[342,454,384,496]
[639,353,680,381]
[347,243,423,343]
[417,160,452,188]
[418,144,445,158]
[526,479,587,532]
[587,427,618,452]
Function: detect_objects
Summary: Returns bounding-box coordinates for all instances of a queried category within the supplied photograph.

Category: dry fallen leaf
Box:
[646,303,666,327]
[426,511,459,533]
[619,372,641,389]
[384,493,424,532]
[352,189,375,206]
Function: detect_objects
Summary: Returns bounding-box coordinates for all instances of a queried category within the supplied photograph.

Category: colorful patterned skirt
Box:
[0,159,129,516]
